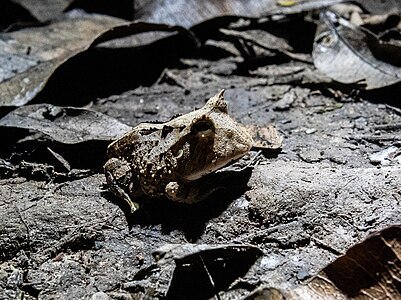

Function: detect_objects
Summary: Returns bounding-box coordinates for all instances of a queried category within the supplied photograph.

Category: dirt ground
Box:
[1,55,400,299]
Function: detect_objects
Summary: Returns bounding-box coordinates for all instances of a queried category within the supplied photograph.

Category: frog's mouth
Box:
[183,143,252,181]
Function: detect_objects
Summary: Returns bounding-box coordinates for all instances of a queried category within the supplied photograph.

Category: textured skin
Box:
[104,90,253,211]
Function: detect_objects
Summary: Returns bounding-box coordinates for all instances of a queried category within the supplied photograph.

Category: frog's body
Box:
[104,90,253,211]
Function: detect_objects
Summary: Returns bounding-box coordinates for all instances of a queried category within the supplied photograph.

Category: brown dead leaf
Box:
[246,124,283,150]
[0,12,126,107]
[240,286,284,300]
[289,225,401,299]
[239,225,401,299]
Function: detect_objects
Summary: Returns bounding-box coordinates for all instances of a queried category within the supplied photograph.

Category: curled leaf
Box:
[153,244,263,299]
[0,104,130,144]
[313,11,401,89]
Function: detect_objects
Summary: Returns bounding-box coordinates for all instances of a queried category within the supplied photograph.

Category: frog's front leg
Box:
[104,157,140,213]
[164,178,222,204]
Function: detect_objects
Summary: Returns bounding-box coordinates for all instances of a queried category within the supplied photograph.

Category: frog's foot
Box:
[104,158,139,213]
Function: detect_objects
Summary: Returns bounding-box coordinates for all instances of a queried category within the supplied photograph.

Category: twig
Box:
[385,104,401,116]
[374,123,401,131]
[198,254,222,300]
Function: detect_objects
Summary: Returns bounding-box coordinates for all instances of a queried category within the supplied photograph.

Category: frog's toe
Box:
[109,183,139,213]
[165,181,180,200]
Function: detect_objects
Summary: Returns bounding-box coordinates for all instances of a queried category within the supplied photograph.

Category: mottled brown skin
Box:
[104,90,253,212]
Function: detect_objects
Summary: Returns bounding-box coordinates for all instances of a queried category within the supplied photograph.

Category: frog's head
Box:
[172,90,253,181]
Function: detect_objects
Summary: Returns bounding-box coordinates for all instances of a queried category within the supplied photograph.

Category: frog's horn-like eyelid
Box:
[203,89,227,112]
[212,89,228,112]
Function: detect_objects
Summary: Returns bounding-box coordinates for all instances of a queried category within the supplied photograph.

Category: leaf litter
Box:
[0,11,126,107]
[0,1,401,299]
[313,10,401,89]
[0,104,130,144]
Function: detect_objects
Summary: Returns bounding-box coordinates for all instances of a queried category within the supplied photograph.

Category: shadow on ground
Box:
[102,168,253,240]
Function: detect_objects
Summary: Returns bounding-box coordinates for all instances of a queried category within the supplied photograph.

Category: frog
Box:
[104,90,253,212]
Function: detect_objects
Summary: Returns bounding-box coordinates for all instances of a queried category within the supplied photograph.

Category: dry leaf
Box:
[370,146,401,165]
[0,0,37,31]
[11,0,134,24]
[0,12,126,107]
[246,124,283,150]
[219,28,312,63]
[289,225,401,299]
[153,244,263,299]
[65,0,134,20]
[353,0,401,15]
[12,0,72,22]
[268,0,345,15]
[135,0,346,26]
[240,285,284,300]
[0,104,130,143]
[134,0,275,27]
[313,11,401,89]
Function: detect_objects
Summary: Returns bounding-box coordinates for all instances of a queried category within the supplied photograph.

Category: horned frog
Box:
[104,90,253,212]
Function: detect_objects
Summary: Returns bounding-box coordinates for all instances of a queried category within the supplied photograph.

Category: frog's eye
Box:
[191,117,214,135]
[161,125,174,138]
